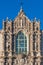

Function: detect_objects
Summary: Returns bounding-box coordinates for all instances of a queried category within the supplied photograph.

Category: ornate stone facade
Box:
[0,9,42,65]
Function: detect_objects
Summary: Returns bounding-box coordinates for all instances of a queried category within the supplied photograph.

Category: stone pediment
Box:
[18,8,25,17]
[14,8,31,24]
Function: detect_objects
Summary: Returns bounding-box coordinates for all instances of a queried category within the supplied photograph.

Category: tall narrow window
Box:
[16,31,27,54]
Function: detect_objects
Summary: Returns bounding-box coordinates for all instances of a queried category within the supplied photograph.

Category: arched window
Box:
[16,31,27,54]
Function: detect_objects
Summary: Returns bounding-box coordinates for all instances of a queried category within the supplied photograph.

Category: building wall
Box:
[40,31,43,65]
[0,30,4,65]
[40,30,43,56]
[0,9,41,65]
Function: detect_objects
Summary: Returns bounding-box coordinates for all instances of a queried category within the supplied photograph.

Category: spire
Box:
[6,17,8,22]
[18,0,24,16]
[18,0,23,9]
[6,17,8,20]
[20,6,23,12]
[21,6,22,10]
[20,0,23,10]
[6,17,9,22]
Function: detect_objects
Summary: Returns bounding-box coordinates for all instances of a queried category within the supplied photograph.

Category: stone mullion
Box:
[18,35,19,54]
[29,34,30,55]
[30,34,31,54]
[23,34,25,54]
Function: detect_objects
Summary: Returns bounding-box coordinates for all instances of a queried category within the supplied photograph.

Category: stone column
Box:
[38,34,40,55]
[30,23,33,56]
[38,61,40,65]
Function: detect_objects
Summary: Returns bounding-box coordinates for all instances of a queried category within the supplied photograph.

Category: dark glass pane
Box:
[19,48,21,54]
[25,48,27,52]
[19,35,24,39]
[25,43,27,47]
[25,40,27,43]
[22,48,24,53]
[16,40,18,47]
[25,36,27,39]
[20,43,24,47]
[16,48,18,54]
[19,40,24,43]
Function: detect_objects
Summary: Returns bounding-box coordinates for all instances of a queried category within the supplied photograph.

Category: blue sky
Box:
[0,0,43,30]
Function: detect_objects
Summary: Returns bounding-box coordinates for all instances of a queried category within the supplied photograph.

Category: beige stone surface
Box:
[0,9,41,65]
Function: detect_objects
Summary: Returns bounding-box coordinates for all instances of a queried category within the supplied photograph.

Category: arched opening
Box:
[16,31,27,54]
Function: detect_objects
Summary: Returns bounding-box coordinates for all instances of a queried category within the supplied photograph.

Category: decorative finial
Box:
[6,17,8,22]
[34,17,37,22]
[20,0,23,9]
[21,6,22,10]
[20,6,23,12]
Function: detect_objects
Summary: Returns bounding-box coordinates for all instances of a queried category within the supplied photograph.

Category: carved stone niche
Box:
[6,34,10,40]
